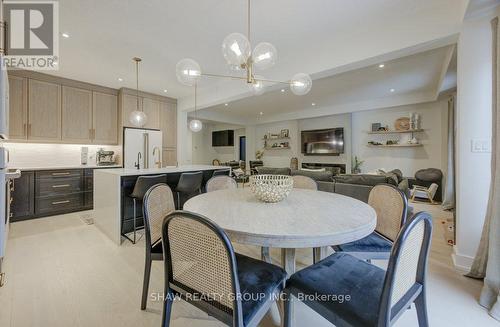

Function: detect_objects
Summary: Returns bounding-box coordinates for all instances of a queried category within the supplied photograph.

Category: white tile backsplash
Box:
[3,143,122,168]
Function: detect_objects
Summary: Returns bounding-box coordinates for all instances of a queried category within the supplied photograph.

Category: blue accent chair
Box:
[333,184,408,261]
[283,211,433,327]
[161,210,287,327]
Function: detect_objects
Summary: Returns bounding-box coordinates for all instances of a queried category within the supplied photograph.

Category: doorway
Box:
[239,136,246,161]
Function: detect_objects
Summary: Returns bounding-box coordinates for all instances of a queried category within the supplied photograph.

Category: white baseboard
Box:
[452,246,475,273]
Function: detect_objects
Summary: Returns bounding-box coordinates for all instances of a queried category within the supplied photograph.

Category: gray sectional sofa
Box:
[255,166,410,203]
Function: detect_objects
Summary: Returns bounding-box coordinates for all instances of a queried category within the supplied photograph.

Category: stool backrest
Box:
[130,174,167,199]
[378,211,432,325]
[162,211,243,325]
[292,175,318,190]
[206,176,237,192]
[143,184,176,246]
[369,184,408,241]
[176,172,203,193]
[213,169,231,177]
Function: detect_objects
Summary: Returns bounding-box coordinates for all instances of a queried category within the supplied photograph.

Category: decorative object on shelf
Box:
[368,141,383,146]
[371,123,382,132]
[386,140,399,145]
[290,157,298,170]
[281,129,290,138]
[378,126,389,131]
[394,117,411,131]
[189,83,203,132]
[352,156,364,174]
[409,137,419,144]
[129,57,148,127]
[255,149,264,160]
[175,0,312,98]
[410,112,421,130]
[250,174,293,203]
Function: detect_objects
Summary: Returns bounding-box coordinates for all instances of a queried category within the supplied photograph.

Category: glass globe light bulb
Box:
[176,58,201,86]
[129,110,148,127]
[248,76,265,95]
[221,33,251,68]
[290,73,312,95]
[252,42,277,70]
[189,119,203,132]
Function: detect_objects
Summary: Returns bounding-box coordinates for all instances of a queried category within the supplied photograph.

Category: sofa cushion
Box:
[389,169,403,183]
[334,174,394,186]
[291,169,333,182]
[255,167,291,175]
[334,182,372,203]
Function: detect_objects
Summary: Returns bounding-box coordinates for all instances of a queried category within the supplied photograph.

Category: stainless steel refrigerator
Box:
[123,127,163,169]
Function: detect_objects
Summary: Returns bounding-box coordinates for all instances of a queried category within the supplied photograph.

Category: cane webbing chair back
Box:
[143,184,175,245]
[206,176,237,193]
[162,211,241,318]
[379,212,432,325]
[292,175,318,190]
[369,184,408,241]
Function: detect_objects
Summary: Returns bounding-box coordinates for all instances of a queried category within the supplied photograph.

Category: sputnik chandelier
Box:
[176,0,313,132]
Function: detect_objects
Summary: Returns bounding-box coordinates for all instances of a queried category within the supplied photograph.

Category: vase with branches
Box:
[352,156,364,174]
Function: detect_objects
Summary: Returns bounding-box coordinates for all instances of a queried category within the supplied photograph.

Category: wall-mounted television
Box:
[212,130,234,147]
[301,128,344,155]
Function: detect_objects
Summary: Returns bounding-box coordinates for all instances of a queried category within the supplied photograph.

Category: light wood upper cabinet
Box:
[160,101,177,148]
[28,79,62,141]
[121,93,143,128]
[93,92,118,145]
[62,86,92,143]
[8,76,28,139]
[162,148,177,167]
[142,98,160,129]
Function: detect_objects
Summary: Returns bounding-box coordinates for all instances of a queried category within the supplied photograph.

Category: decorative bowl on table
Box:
[249,174,293,203]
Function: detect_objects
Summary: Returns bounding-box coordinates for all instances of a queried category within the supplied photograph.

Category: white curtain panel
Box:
[442,96,456,210]
[467,17,500,322]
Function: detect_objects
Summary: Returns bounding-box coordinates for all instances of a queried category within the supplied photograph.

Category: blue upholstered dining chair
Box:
[332,184,408,261]
[283,211,433,327]
[161,210,287,327]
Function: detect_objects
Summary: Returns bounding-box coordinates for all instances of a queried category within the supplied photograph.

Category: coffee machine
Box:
[96,149,116,166]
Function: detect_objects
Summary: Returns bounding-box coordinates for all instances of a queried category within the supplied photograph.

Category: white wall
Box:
[454,11,494,271]
[191,123,245,164]
[352,100,449,176]
[3,143,122,168]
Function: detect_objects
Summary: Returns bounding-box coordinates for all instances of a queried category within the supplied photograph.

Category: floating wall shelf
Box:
[366,129,424,135]
[367,144,423,148]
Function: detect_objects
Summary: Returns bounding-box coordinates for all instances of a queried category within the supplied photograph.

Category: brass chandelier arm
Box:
[201,72,292,85]
[254,77,292,85]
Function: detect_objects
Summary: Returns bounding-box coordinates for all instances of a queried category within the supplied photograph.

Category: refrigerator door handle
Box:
[143,133,149,169]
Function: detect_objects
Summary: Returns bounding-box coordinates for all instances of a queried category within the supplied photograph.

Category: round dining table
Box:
[184,187,377,276]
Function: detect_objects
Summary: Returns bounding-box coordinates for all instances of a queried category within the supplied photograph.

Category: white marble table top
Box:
[184,188,377,248]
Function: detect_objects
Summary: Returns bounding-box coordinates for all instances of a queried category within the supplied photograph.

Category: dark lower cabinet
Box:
[11,171,35,222]
[11,168,96,221]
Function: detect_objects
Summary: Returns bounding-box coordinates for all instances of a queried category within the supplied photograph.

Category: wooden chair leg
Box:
[415,292,429,327]
[261,247,272,263]
[141,256,152,310]
[282,291,292,327]
[162,288,174,327]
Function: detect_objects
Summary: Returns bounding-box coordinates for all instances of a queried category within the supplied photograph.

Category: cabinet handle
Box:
[23,123,27,136]
[52,200,70,205]
[52,172,71,176]
[52,184,70,188]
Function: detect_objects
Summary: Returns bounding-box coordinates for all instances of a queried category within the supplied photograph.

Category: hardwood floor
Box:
[0,203,497,327]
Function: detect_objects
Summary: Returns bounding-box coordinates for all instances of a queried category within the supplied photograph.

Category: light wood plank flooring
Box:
[0,203,497,327]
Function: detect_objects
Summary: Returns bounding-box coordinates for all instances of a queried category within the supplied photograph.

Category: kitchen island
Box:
[93,165,227,245]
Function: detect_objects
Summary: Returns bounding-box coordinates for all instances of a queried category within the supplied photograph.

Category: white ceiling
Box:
[193,45,455,124]
[52,0,468,101]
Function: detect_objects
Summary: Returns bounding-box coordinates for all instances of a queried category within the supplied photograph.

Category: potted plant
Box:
[352,156,364,174]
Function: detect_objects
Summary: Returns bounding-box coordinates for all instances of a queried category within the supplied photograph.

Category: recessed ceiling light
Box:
[62,32,70,38]
[378,64,385,68]
[163,89,168,93]
[311,102,316,106]
[390,88,395,92]
[259,111,263,115]
[224,103,229,106]
[280,89,285,93]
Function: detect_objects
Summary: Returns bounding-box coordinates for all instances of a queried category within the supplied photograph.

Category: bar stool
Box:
[212,168,231,177]
[175,171,203,209]
[123,174,166,244]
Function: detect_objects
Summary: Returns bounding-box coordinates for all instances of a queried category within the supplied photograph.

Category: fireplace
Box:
[302,163,346,175]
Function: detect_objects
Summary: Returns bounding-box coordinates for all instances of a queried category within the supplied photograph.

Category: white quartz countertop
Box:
[11,164,122,171]
[94,165,228,176]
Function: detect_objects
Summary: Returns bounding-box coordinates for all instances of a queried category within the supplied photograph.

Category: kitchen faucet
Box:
[152,147,161,168]
[135,152,142,170]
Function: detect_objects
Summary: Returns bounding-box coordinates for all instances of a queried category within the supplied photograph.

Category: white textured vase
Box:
[250,175,293,203]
